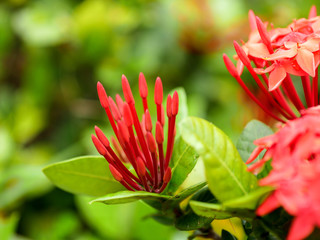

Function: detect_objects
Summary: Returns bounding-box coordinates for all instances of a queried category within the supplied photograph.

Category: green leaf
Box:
[191,186,217,204]
[90,191,170,205]
[175,211,213,231]
[190,201,233,219]
[43,156,124,197]
[221,230,238,240]
[190,201,255,220]
[165,137,199,195]
[0,213,19,240]
[167,182,206,203]
[236,120,273,163]
[181,117,258,203]
[223,187,273,210]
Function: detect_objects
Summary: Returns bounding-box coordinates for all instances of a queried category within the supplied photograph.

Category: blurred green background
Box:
[0,0,317,239]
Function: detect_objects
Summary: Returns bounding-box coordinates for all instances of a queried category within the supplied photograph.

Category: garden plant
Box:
[42,5,320,240]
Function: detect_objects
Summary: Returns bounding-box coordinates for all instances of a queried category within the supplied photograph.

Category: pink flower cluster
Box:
[248,106,320,240]
[224,6,320,122]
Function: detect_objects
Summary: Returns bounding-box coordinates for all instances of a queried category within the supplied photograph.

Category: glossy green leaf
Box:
[167,182,206,203]
[90,191,170,205]
[43,156,124,197]
[165,137,199,195]
[190,201,233,219]
[236,120,273,163]
[223,187,273,210]
[181,117,258,203]
[175,211,213,231]
[190,201,255,220]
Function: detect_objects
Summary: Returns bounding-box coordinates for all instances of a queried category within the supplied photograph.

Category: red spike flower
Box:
[92,73,179,193]
[248,106,320,240]
[224,6,320,122]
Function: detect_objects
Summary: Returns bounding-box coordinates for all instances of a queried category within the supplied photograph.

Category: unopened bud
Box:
[233,41,251,67]
[123,103,133,126]
[154,77,163,105]
[146,132,157,153]
[118,121,130,143]
[92,135,108,156]
[223,54,239,78]
[145,109,153,132]
[109,164,123,182]
[109,97,121,121]
[155,122,164,144]
[137,157,146,177]
[122,75,135,104]
[166,95,172,118]
[172,91,179,116]
[139,72,148,98]
[94,126,110,147]
[97,82,109,108]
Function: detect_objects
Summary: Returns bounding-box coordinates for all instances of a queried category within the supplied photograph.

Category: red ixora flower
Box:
[223,6,320,122]
[92,73,179,193]
[247,106,320,240]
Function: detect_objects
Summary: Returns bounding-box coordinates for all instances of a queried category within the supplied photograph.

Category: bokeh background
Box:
[0,0,317,239]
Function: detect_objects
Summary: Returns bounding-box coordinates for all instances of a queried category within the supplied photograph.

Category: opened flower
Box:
[224,6,320,122]
[92,73,179,193]
[247,106,320,240]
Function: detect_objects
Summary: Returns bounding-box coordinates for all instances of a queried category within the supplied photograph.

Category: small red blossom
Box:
[248,106,320,240]
[224,6,320,122]
[92,73,179,193]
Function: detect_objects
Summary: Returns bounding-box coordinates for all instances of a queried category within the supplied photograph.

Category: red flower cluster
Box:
[92,73,179,193]
[224,6,320,122]
[248,106,320,240]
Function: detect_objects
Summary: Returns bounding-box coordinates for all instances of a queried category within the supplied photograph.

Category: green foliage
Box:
[175,211,213,231]
[236,120,273,163]
[165,136,199,195]
[221,230,238,240]
[1,0,316,239]
[42,156,124,197]
[0,165,51,210]
[181,117,258,203]
[222,187,273,210]
[90,191,170,205]
[0,213,19,240]
[190,200,253,220]
[76,196,176,240]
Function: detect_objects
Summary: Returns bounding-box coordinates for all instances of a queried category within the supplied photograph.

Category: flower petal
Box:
[301,38,320,52]
[287,213,315,240]
[256,192,280,216]
[254,64,275,74]
[268,66,286,91]
[246,43,270,58]
[296,48,316,77]
[266,47,297,61]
